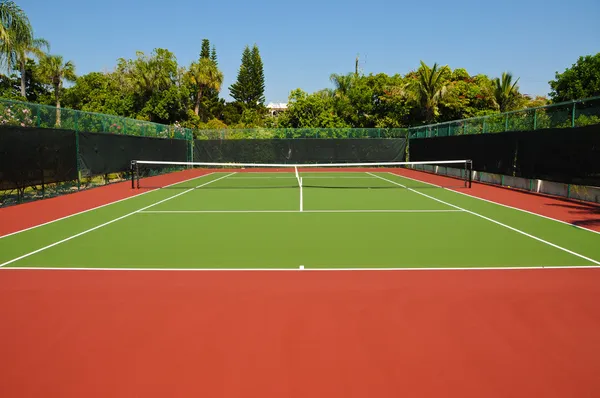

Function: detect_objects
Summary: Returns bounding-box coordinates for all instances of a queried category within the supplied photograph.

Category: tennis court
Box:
[1,166,598,269]
[1,164,600,398]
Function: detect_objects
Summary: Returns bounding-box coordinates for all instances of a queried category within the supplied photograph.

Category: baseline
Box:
[2,265,600,271]
[138,209,464,214]
[367,172,600,265]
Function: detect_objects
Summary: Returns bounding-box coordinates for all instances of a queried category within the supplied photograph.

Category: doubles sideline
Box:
[368,172,599,265]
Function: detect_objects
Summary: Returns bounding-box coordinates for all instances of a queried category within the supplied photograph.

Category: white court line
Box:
[229,176,377,179]
[0,172,217,240]
[0,173,236,268]
[392,171,600,236]
[2,265,600,271]
[367,172,600,265]
[138,209,464,214]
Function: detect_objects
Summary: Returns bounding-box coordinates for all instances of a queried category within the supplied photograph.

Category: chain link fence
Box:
[408,96,600,139]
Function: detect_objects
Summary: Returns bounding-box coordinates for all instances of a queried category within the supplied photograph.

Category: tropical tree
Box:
[12,36,49,97]
[117,49,176,97]
[115,49,187,123]
[411,61,451,123]
[549,53,600,102]
[36,54,76,126]
[329,73,354,98]
[187,58,223,116]
[493,72,521,112]
[0,1,32,66]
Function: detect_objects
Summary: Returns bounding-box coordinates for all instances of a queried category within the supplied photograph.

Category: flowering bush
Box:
[0,105,35,127]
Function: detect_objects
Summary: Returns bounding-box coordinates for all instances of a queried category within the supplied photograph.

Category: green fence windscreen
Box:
[0,126,77,190]
[410,125,600,186]
[193,138,407,164]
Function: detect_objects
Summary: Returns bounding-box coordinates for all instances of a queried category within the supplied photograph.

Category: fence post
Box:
[36,104,41,127]
[533,109,537,130]
[505,114,509,132]
[571,101,576,128]
[75,129,81,191]
[74,112,80,190]
[482,119,486,134]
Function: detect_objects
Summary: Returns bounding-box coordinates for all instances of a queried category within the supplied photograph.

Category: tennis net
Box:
[130,160,473,190]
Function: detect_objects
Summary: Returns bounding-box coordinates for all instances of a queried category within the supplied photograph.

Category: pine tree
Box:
[210,45,218,65]
[200,39,210,59]
[229,45,253,105]
[229,44,265,108]
[250,45,265,106]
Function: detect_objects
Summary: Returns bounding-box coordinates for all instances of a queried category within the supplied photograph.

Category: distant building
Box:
[266,102,288,116]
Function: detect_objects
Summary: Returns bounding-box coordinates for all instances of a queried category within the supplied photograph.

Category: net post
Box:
[130,161,136,189]
[136,161,140,189]
[467,160,473,188]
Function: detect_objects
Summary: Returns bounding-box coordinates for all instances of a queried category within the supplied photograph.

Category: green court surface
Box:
[0,171,599,269]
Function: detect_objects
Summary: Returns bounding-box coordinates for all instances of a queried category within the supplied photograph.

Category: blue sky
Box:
[18,0,600,103]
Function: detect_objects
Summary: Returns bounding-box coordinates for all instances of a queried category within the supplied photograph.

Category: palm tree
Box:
[37,54,76,126]
[12,36,49,97]
[493,72,520,112]
[188,58,223,116]
[0,1,34,71]
[329,73,354,98]
[411,61,451,123]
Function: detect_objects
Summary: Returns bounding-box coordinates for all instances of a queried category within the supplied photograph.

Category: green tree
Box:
[278,88,348,129]
[200,39,210,59]
[410,61,451,123]
[118,49,177,99]
[439,72,497,121]
[12,36,49,97]
[330,73,355,98]
[63,71,133,116]
[116,49,186,123]
[0,0,47,99]
[250,45,265,106]
[192,39,223,121]
[229,44,265,108]
[549,53,600,102]
[36,54,76,126]
[210,45,217,65]
[0,1,32,65]
[187,57,224,116]
[493,72,521,112]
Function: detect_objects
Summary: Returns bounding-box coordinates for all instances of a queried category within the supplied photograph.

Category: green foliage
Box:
[210,46,217,65]
[36,54,75,126]
[1,6,597,139]
[200,39,210,59]
[187,57,223,117]
[64,72,133,116]
[574,114,600,127]
[549,53,600,102]
[439,74,496,121]
[0,71,21,99]
[279,89,348,128]
[0,0,33,66]
[229,44,265,108]
[493,72,521,112]
[410,61,452,123]
[115,48,188,123]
